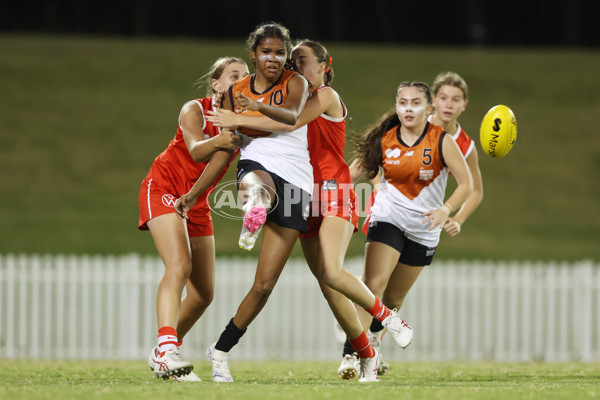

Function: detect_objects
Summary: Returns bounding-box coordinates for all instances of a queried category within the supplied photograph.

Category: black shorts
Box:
[237,159,310,233]
[366,221,436,266]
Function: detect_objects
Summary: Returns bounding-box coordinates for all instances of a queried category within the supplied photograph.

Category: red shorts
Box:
[138,177,214,237]
[300,188,359,238]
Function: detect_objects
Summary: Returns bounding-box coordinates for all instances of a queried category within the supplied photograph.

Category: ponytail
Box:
[353,110,399,179]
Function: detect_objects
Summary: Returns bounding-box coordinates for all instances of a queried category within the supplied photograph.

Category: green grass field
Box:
[2,361,599,400]
[0,35,599,260]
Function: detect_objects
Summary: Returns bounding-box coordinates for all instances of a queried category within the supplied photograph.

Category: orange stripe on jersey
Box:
[381,122,447,200]
[228,70,300,137]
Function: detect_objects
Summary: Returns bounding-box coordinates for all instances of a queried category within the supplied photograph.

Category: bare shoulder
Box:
[314,86,343,116]
[181,100,203,114]
[179,100,205,126]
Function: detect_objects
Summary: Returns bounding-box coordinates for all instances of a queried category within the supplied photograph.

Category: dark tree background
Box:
[1,0,599,46]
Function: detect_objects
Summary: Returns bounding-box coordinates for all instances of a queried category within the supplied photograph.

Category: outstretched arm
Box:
[207,85,338,133]
[234,74,309,125]
[174,148,235,219]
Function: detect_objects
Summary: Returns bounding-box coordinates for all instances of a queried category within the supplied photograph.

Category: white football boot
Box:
[153,348,194,379]
[368,330,389,375]
[148,346,201,382]
[206,343,233,383]
[172,371,202,382]
[381,310,413,348]
[147,346,159,372]
[358,348,380,383]
[337,353,360,380]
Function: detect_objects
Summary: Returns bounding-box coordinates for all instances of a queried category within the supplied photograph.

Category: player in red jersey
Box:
[429,71,483,237]
[138,57,249,381]
[207,40,412,383]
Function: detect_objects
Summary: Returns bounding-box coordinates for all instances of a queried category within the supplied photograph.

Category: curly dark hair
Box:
[246,21,296,71]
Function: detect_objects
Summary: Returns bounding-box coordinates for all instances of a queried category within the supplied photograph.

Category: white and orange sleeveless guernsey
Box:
[361,119,474,235]
[228,70,313,196]
[370,122,449,247]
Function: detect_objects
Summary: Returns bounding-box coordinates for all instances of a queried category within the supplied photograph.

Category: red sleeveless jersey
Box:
[453,125,475,159]
[145,97,231,207]
[307,86,352,187]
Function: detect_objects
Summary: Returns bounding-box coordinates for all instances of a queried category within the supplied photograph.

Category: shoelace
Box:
[165,350,185,362]
[390,309,411,329]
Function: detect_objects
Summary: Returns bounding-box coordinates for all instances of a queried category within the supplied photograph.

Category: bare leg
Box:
[232,222,299,329]
[356,241,401,331]
[147,213,192,329]
[300,220,363,340]
[176,235,216,340]
[381,263,424,311]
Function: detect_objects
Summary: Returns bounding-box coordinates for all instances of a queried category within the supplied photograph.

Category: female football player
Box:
[206,40,414,382]
[174,21,311,383]
[344,81,473,370]
[139,56,249,381]
[347,73,484,375]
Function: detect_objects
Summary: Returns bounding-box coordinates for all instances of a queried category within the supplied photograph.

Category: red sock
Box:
[366,297,391,323]
[157,326,178,357]
[349,331,375,359]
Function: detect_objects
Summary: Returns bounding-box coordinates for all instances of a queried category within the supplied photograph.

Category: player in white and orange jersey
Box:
[206,40,414,382]
[349,81,473,366]
[350,73,483,374]
[138,57,249,381]
[173,22,313,383]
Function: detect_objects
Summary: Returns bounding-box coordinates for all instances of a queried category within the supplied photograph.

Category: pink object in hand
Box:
[243,206,267,233]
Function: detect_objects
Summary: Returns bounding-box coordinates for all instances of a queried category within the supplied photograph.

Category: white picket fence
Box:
[0,254,598,362]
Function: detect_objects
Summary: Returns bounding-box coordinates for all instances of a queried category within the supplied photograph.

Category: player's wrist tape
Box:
[444,202,455,213]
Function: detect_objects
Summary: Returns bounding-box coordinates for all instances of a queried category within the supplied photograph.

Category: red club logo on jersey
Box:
[161,194,177,207]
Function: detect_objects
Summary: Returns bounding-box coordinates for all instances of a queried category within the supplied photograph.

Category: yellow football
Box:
[479,105,518,158]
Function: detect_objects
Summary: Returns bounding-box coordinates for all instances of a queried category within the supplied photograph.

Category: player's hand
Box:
[214,128,242,150]
[174,193,196,220]
[213,90,224,109]
[443,217,462,237]
[422,206,451,231]
[206,109,239,130]
[234,92,260,112]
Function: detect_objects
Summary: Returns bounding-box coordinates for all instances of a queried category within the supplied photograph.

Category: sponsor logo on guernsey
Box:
[384,148,401,165]
[385,148,401,158]
[404,151,415,157]
[161,194,177,207]
[419,169,434,180]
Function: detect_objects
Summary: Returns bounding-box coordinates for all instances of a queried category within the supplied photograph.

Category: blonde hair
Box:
[432,71,468,100]
[195,57,247,97]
